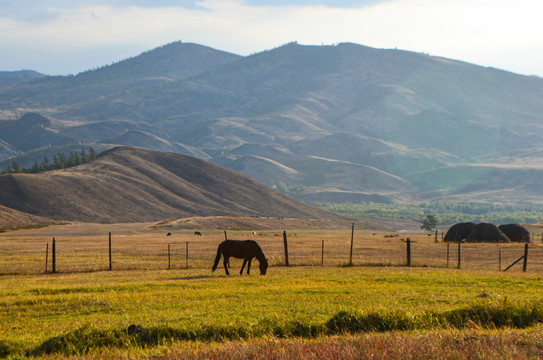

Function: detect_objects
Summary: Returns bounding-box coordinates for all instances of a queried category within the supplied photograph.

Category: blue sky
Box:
[1,0,542,76]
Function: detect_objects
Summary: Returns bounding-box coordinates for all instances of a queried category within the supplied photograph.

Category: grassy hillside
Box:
[0,146,338,223]
[0,205,60,231]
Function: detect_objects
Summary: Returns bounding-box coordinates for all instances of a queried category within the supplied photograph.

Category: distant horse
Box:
[212,240,268,275]
[194,231,202,236]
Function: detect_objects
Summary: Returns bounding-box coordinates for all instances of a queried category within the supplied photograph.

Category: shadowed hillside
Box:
[0,147,339,223]
[0,205,61,231]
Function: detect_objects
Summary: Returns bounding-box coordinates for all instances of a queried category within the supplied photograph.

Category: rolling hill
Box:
[0,146,339,223]
[0,204,61,231]
[0,70,46,89]
[2,41,543,206]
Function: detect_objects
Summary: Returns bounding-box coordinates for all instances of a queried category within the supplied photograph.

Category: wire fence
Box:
[1,229,543,275]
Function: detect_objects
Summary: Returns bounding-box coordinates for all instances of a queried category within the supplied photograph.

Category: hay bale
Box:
[498,224,530,243]
[467,223,510,243]
[444,222,476,243]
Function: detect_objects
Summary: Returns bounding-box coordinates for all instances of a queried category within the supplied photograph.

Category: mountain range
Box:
[2,41,543,206]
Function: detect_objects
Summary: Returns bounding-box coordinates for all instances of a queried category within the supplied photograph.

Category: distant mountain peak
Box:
[76,40,242,81]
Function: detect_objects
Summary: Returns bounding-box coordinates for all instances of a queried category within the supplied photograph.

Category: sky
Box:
[1,0,543,76]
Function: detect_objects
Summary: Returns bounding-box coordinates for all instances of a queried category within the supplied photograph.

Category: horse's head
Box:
[259,258,268,275]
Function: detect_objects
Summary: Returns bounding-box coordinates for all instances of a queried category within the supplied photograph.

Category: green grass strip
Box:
[326,300,543,333]
[19,300,543,357]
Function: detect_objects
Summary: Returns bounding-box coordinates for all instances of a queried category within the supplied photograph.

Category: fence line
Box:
[1,230,543,275]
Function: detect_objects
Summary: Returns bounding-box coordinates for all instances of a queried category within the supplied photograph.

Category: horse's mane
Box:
[246,239,259,246]
[247,240,267,262]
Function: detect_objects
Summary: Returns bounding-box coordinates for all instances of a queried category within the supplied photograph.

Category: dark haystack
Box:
[444,222,476,243]
[467,223,510,243]
[498,224,530,243]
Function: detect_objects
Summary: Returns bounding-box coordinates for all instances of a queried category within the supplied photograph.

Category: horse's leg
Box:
[247,258,253,275]
[240,259,248,275]
[223,256,230,275]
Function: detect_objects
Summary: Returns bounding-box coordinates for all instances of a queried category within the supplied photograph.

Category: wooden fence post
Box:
[406,238,411,267]
[523,243,529,272]
[499,249,502,271]
[446,243,450,268]
[504,247,528,272]
[224,230,228,241]
[321,240,324,266]
[457,241,461,269]
[186,242,189,269]
[109,232,112,271]
[52,237,56,273]
[45,243,49,273]
[283,230,289,266]
[168,244,171,270]
[349,223,354,266]
[434,230,438,243]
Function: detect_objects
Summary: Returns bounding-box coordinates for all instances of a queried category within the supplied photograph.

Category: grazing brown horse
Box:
[212,240,268,275]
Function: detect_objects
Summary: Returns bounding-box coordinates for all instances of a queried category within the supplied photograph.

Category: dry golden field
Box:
[1,218,542,275]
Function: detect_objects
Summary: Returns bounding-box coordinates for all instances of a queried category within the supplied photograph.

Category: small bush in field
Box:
[325,300,543,335]
[326,310,419,333]
[442,300,543,329]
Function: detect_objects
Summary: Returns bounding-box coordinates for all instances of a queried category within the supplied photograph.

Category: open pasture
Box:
[1,222,543,358]
[1,222,543,275]
[1,265,543,358]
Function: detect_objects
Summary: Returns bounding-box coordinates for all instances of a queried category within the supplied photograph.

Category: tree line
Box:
[314,201,543,225]
[1,147,96,175]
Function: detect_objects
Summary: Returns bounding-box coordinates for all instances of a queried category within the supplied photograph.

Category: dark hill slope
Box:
[0,113,75,151]
[0,147,338,223]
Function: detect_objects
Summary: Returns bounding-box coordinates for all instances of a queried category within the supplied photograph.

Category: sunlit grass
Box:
[139,327,543,360]
[1,266,543,357]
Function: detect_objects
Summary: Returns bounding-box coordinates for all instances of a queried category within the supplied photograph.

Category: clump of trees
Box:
[1,147,96,175]
[421,215,438,231]
[314,201,543,225]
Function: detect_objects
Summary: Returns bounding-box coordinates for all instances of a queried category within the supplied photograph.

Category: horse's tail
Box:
[212,245,221,272]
